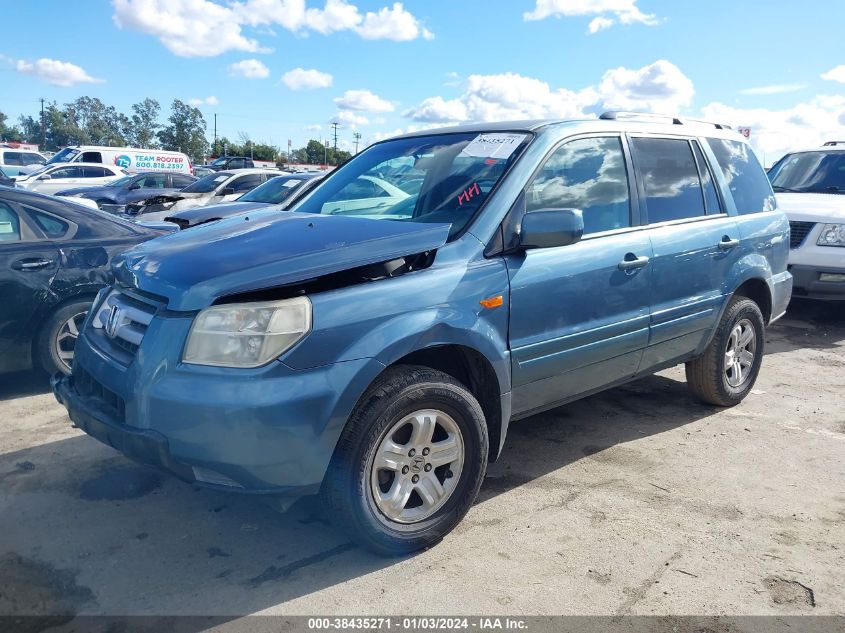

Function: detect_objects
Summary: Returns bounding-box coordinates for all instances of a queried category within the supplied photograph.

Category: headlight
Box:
[183,297,311,368]
[817,224,845,247]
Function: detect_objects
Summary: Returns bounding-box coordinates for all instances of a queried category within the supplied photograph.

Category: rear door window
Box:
[706,138,775,215]
[527,136,631,234]
[632,137,706,223]
[25,208,70,238]
[230,174,263,192]
[82,166,111,178]
[692,141,722,214]
[3,152,22,166]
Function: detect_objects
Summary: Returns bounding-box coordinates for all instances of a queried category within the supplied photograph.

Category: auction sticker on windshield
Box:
[461,133,527,160]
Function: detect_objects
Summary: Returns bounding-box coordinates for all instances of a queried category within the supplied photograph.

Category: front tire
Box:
[322,365,488,556]
[686,296,765,406]
[36,299,91,376]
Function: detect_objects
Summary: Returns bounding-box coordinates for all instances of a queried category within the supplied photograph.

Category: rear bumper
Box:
[788,264,845,300]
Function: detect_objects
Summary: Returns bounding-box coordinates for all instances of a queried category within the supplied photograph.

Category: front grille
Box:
[789,221,816,248]
[73,366,126,423]
[89,289,158,363]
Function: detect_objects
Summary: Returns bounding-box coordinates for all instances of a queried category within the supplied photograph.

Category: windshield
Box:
[181,172,232,193]
[109,175,135,187]
[46,148,80,165]
[769,151,845,194]
[240,176,308,203]
[211,157,229,166]
[291,132,530,238]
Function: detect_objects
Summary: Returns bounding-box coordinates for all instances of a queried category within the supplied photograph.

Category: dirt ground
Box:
[0,300,842,620]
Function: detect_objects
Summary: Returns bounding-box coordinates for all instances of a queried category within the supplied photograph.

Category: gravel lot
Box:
[1,300,843,619]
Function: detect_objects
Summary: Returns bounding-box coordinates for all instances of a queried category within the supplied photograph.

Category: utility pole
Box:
[324,140,329,168]
[39,98,46,149]
[331,122,339,162]
[287,138,292,167]
[213,113,218,157]
[353,131,361,154]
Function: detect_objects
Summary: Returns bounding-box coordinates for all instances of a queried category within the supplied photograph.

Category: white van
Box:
[18,146,193,176]
[0,148,48,177]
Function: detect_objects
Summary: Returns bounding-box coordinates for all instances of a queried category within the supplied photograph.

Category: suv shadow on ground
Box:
[1,372,719,622]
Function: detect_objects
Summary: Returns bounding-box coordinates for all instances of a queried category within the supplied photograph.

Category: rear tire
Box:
[686,296,765,406]
[36,299,92,376]
[322,365,488,556]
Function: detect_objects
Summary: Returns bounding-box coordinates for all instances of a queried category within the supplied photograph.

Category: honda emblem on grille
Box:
[105,305,121,338]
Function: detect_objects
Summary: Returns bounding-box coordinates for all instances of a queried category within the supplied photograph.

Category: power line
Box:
[39,98,45,149]
[331,122,339,162]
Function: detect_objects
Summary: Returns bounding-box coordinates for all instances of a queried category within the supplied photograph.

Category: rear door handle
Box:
[618,254,650,272]
[718,236,740,250]
[11,258,54,271]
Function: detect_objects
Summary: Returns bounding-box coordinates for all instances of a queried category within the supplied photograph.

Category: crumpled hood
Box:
[776,193,845,222]
[165,200,271,225]
[55,185,114,196]
[112,210,450,311]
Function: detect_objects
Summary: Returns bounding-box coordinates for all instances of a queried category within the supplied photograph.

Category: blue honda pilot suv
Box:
[54,113,792,554]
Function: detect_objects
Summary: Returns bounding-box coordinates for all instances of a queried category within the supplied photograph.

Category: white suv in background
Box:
[13,163,125,195]
[769,141,845,300]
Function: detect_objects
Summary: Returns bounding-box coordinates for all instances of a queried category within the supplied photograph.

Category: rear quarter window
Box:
[706,139,775,215]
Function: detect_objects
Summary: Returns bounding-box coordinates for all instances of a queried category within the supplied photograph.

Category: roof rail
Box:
[599,111,732,130]
[822,141,845,146]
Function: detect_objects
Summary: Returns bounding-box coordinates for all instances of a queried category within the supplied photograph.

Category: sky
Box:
[2,0,845,163]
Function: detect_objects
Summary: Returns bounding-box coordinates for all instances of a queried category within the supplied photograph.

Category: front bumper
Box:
[54,327,386,495]
[788,264,845,300]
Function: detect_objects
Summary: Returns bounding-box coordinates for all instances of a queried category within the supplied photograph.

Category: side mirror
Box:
[220,186,236,196]
[129,182,141,190]
[519,208,584,249]
[38,174,52,181]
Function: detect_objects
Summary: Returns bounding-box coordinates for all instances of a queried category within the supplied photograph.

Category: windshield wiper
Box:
[772,186,802,192]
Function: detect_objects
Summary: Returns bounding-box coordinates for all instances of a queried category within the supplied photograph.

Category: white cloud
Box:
[303,0,362,34]
[588,16,614,33]
[188,96,219,106]
[113,0,267,57]
[403,60,692,124]
[402,96,468,123]
[332,111,369,127]
[282,67,333,90]
[334,89,395,112]
[113,0,433,57]
[701,96,845,164]
[13,57,103,87]
[821,65,845,83]
[228,58,270,79]
[597,60,694,113]
[306,124,322,131]
[524,0,660,32]
[739,84,805,96]
[356,2,434,40]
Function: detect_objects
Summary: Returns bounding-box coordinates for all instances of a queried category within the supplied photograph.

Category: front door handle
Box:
[11,258,54,271]
[718,236,740,250]
[618,254,650,272]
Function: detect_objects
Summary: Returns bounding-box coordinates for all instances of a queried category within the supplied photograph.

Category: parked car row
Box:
[3,113,842,557]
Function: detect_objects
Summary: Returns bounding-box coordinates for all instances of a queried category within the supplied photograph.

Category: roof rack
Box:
[822,141,845,146]
[599,111,732,130]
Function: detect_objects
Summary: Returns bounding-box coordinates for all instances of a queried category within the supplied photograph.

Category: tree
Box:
[129,98,160,148]
[157,99,208,161]
[0,110,22,141]
[17,115,40,143]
